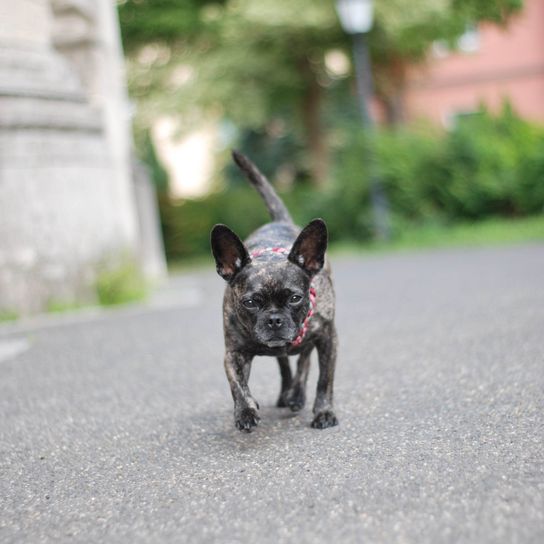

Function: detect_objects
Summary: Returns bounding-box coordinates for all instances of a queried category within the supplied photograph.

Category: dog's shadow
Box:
[153,403,327,459]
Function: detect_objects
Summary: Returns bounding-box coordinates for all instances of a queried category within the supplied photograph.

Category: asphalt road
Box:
[1,244,543,543]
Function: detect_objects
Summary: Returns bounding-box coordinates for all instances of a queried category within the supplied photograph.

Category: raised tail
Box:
[232,150,293,224]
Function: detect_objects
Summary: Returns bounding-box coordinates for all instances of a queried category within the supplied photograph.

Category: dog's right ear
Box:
[288,218,328,276]
[210,224,250,282]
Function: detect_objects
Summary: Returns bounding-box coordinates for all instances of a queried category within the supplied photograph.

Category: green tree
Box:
[118,0,522,184]
[120,0,342,184]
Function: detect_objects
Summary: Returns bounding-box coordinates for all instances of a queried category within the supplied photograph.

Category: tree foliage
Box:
[118,0,226,52]
[118,0,523,181]
[119,0,522,109]
[120,1,342,124]
[158,104,544,260]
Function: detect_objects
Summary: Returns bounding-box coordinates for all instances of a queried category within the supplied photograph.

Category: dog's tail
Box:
[232,150,293,224]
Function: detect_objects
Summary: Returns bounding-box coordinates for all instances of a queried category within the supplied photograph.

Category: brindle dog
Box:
[211,151,338,431]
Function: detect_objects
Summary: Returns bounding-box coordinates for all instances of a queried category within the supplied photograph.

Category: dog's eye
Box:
[289,294,302,305]
[243,299,257,309]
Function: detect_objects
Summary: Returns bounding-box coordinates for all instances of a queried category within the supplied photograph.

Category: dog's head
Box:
[211,219,327,348]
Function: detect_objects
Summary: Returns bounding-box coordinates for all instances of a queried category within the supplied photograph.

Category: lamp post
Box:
[336,0,390,241]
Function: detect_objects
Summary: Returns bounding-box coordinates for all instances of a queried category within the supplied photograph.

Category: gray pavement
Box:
[1,244,543,543]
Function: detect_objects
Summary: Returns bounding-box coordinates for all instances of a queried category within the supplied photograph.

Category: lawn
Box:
[330,215,544,256]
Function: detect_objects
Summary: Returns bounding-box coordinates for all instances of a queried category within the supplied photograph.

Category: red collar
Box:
[250,246,317,347]
[291,285,317,346]
[250,246,290,258]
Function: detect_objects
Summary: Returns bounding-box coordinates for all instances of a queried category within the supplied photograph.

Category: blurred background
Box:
[1,0,543,317]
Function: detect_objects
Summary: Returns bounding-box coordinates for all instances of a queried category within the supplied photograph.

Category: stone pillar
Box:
[51,0,139,250]
[52,0,167,283]
[132,158,168,281]
[0,0,140,315]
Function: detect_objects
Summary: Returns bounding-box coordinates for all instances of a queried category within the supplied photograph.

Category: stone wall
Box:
[0,0,165,315]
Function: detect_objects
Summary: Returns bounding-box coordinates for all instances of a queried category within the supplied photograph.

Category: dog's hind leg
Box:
[311,323,339,429]
[284,346,313,412]
[276,356,292,407]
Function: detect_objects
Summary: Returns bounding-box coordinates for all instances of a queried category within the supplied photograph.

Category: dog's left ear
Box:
[288,218,328,276]
[211,224,251,282]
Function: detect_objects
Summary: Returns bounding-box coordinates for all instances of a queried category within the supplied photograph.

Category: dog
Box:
[210,151,338,432]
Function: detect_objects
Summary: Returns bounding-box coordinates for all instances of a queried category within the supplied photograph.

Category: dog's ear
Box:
[211,224,250,282]
[288,218,328,276]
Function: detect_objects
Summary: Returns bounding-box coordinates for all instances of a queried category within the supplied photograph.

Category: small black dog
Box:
[211,151,338,431]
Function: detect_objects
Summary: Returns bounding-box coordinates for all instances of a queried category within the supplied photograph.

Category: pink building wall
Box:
[404,0,544,126]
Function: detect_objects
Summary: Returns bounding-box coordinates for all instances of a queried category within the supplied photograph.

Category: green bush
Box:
[330,125,445,240]
[516,139,544,214]
[427,105,544,218]
[0,309,19,322]
[159,190,269,260]
[157,105,544,261]
[95,259,147,306]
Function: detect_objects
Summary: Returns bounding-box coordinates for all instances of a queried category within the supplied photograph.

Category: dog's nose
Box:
[267,314,283,330]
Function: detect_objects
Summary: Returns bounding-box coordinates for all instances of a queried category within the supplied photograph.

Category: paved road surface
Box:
[1,244,543,543]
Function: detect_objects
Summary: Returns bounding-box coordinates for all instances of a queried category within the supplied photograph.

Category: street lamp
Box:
[336,0,374,35]
[335,0,390,241]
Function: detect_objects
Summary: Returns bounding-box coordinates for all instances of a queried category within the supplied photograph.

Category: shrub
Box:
[0,309,19,322]
[426,105,544,218]
[516,140,544,214]
[95,258,147,306]
[156,105,544,261]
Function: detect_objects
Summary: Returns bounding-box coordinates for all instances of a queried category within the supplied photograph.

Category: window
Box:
[431,24,481,58]
[457,25,480,53]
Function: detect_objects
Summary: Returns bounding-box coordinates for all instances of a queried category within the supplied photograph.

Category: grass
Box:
[46,300,90,314]
[330,215,544,256]
[0,259,149,323]
[0,309,19,323]
[167,215,544,271]
[95,260,148,307]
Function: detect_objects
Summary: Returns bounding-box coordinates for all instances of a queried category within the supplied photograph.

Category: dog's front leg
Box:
[311,324,339,429]
[224,350,260,432]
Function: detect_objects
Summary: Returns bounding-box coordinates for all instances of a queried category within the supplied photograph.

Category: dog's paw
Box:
[311,410,338,429]
[235,408,260,432]
[284,385,306,412]
[276,393,288,408]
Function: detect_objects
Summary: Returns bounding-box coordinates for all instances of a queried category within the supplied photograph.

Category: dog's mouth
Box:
[264,339,289,348]
[256,325,298,348]
[256,332,296,348]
